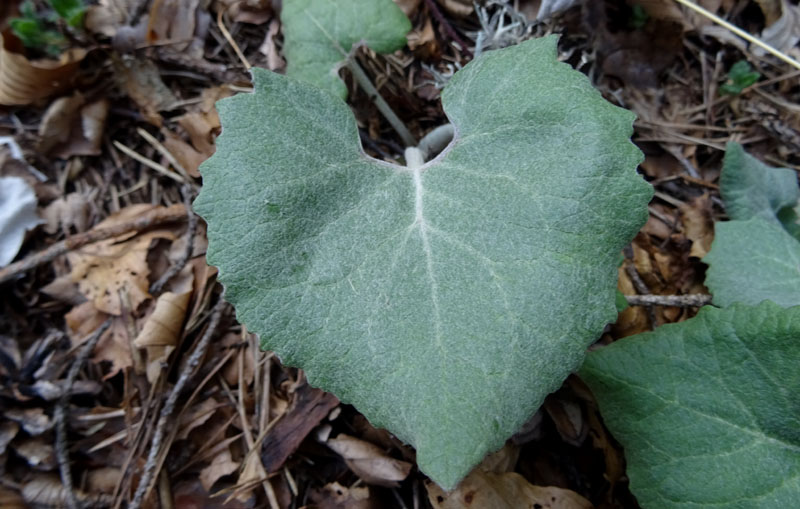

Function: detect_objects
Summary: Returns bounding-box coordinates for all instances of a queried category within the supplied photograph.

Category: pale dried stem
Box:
[347,59,417,147]
[625,294,713,307]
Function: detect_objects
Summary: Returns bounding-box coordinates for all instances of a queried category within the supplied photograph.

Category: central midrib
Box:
[412,168,443,349]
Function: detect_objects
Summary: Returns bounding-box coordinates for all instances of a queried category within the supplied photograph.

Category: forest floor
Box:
[1,0,799,508]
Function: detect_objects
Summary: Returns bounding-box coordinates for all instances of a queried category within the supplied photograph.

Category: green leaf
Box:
[194,36,651,488]
[615,289,629,313]
[704,143,800,307]
[704,218,800,307]
[719,60,760,95]
[281,0,411,98]
[720,142,798,224]
[580,302,800,509]
[48,0,86,28]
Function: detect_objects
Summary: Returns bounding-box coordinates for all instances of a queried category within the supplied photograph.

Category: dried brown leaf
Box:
[327,434,412,487]
[112,56,177,125]
[66,204,178,315]
[134,266,194,383]
[0,30,85,105]
[680,193,714,258]
[42,191,94,235]
[309,482,377,509]
[758,0,800,54]
[200,446,240,491]
[426,470,593,509]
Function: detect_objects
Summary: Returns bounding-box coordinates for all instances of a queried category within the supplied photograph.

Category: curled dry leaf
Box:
[426,470,594,509]
[200,446,240,491]
[0,30,86,106]
[42,190,95,235]
[177,397,219,440]
[543,395,587,447]
[326,434,412,487]
[757,0,800,54]
[112,56,178,125]
[133,265,194,383]
[38,93,109,158]
[680,193,714,258]
[438,0,474,17]
[309,482,377,509]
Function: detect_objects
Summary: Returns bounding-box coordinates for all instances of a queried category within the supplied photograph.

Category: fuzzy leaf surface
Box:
[281,0,411,98]
[720,142,798,224]
[705,144,800,307]
[580,302,800,509]
[705,218,800,307]
[194,36,651,489]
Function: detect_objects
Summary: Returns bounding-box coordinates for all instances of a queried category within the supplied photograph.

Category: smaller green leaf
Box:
[720,142,798,224]
[615,289,629,313]
[719,60,760,95]
[281,0,411,98]
[705,217,800,307]
[580,302,800,509]
[49,0,86,28]
[705,144,800,307]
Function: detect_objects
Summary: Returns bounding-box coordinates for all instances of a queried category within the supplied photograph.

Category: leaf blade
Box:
[195,36,651,488]
[580,302,800,509]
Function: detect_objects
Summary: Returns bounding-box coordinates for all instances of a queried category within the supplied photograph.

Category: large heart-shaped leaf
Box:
[282,0,411,98]
[194,36,651,488]
[580,302,800,509]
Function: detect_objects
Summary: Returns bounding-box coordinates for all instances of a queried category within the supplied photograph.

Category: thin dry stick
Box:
[55,319,113,509]
[0,204,187,285]
[673,0,800,70]
[113,141,186,184]
[150,186,198,294]
[625,294,712,307]
[136,128,195,184]
[217,9,252,70]
[129,294,226,509]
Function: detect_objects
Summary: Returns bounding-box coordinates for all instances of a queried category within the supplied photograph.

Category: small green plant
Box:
[10,0,86,57]
[719,60,760,95]
[629,4,649,29]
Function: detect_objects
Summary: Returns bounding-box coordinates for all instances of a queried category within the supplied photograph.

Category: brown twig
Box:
[423,0,474,58]
[625,294,712,307]
[129,293,226,509]
[54,319,113,509]
[150,186,198,295]
[0,204,187,285]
